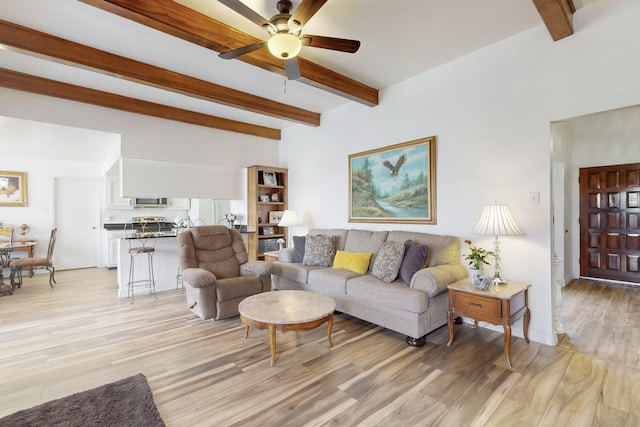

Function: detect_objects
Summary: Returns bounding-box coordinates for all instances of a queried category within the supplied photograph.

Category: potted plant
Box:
[463,240,495,275]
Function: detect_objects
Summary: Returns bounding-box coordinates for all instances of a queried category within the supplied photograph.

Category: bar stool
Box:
[124,220,160,302]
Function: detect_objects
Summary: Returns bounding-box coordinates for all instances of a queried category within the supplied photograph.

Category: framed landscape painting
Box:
[349,136,436,224]
[0,170,28,207]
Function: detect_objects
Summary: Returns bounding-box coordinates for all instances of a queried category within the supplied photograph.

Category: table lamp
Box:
[473,202,523,283]
[278,210,299,248]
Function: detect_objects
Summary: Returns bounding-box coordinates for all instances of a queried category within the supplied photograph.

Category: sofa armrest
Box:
[182,268,217,289]
[410,264,468,297]
[241,260,273,276]
[278,248,295,263]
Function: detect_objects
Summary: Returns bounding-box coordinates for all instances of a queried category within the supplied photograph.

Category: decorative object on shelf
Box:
[276,238,285,250]
[263,171,277,186]
[0,170,28,207]
[463,240,494,270]
[473,274,493,289]
[223,213,237,229]
[18,223,30,236]
[473,202,523,283]
[348,136,436,224]
[269,211,284,224]
[259,195,270,202]
[271,193,279,202]
[173,217,192,232]
[263,227,274,235]
[278,210,300,247]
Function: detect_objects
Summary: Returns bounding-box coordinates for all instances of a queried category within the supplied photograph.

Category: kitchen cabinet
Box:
[106,229,127,268]
[168,198,190,209]
[106,176,133,209]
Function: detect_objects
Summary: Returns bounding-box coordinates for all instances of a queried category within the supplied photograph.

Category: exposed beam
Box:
[0,68,281,140]
[532,0,575,41]
[0,19,319,127]
[80,0,379,107]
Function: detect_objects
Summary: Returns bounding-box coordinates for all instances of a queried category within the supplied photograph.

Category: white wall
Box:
[279,0,640,345]
[0,155,103,257]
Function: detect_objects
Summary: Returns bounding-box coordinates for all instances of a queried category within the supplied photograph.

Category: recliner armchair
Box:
[177,225,272,320]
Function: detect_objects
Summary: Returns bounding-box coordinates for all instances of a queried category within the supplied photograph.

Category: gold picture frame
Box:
[348,136,436,224]
[0,170,28,207]
[269,210,284,224]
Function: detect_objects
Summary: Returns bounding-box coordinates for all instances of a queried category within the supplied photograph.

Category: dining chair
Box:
[0,225,14,285]
[10,228,57,288]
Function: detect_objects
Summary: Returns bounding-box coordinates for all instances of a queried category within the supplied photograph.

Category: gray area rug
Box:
[0,373,165,427]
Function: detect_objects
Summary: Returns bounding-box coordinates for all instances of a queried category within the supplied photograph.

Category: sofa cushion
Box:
[333,250,372,274]
[302,234,336,267]
[344,229,389,269]
[346,275,428,313]
[307,268,359,296]
[292,235,306,263]
[399,240,430,284]
[271,261,324,284]
[386,231,460,267]
[371,241,405,283]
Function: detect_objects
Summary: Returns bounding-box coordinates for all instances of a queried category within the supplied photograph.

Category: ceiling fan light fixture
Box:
[267,33,302,59]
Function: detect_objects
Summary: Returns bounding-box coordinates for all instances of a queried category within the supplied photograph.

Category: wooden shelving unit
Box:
[247,165,288,261]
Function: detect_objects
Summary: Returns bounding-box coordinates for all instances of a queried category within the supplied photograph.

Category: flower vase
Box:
[468,266,484,280]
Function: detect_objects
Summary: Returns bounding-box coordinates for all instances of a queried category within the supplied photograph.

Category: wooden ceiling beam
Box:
[0,68,281,140]
[0,19,319,127]
[80,0,379,106]
[532,0,575,41]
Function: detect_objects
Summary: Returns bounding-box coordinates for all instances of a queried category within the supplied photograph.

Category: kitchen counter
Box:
[117,235,180,298]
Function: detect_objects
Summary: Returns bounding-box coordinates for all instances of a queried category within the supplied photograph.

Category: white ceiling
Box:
[0,0,602,161]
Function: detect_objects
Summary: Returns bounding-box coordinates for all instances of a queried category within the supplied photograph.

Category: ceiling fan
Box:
[218,0,361,80]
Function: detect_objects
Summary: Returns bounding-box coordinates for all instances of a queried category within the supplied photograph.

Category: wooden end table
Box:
[447,279,530,368]
[238,290,336,366]
[263,250,281,262]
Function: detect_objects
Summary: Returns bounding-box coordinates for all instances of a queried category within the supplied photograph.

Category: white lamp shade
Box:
[278,210,299,227]
[473,203,522,236]
[267,33,302,59]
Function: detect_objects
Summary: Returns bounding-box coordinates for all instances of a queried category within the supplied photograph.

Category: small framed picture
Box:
[263,171,277,186]
[259,195,270,202]
[263,227,274,235]
[269,211,284,224]
[271,193,279,202]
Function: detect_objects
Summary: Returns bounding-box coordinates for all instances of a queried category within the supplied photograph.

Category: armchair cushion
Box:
[216,276,263,302]
[241,260,273,276]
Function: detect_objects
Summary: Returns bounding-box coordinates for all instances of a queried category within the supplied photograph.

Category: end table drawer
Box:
[451,292,501,321]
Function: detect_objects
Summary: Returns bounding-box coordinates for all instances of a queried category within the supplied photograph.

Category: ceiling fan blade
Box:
[301,35,361,53]
[218,0,274,31]
[219,41,267,59]
[285,58,301,80]
[289,0,327,28]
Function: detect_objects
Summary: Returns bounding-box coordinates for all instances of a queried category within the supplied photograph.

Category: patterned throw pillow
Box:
[371,241,405,283]
[302,235,336,267]
[399,240,430,284]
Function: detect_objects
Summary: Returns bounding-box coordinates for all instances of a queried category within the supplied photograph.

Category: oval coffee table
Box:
[238,290,336,366]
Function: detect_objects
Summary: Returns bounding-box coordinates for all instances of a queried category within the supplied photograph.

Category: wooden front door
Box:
[580,163,640,283]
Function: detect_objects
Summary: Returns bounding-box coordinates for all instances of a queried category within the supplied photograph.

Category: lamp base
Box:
[492,272,507,285]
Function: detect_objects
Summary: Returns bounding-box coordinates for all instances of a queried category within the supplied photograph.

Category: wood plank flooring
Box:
[0,270,638,426]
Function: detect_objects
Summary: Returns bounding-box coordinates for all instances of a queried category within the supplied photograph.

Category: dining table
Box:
[0,240,37,286]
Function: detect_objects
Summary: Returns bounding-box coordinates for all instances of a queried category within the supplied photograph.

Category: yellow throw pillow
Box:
[332,250,372,275]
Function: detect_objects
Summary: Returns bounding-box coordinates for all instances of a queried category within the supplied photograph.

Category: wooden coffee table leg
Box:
[268,324,277,367]
[327,313,334,347]
[243,325,249,338]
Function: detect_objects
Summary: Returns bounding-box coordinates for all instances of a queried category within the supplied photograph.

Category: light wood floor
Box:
[0,269,638,426]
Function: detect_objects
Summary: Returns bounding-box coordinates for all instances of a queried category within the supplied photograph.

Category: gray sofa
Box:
[271,228,468,346]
